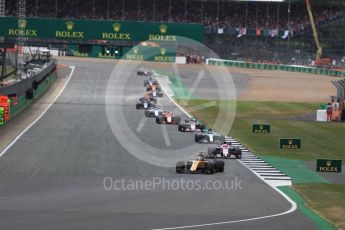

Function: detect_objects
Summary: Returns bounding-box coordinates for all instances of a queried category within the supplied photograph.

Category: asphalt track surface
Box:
[0,59,316,230]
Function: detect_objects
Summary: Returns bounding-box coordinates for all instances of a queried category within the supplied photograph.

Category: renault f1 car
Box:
[136,98,154,109]
[206,142,242,159]
[195,129,225,143]
[145,105,163,117]
[176,153,224,174]
[178,118,206,132]
[156,111,181,124]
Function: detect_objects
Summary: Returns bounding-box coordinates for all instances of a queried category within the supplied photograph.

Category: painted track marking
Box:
[152,69,297,230]
[0,66,75,158]
[136,116,148,133]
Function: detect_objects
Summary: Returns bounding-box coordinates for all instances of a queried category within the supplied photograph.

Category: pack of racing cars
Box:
[137,75,181,125]
[144,78,163,97]
[136,70,242,175]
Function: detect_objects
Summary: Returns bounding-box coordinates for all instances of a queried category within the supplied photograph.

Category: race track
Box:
[0,59,316,230]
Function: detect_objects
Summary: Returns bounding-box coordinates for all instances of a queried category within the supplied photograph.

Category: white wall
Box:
[175,56,187,64]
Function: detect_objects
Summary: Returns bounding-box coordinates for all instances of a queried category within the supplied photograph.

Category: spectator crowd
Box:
[5,0,345,33]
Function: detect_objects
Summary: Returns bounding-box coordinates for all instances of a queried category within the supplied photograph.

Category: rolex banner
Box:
[252,124,270,133]
[124,46,176,63]
[0,17,204,43]
[280,138,301,149]
[316,159,342,173]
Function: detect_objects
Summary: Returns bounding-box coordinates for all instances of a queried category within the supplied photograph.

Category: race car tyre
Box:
[235,148,242,154]
[207,162,215,174]
[207,146,216,156]
[176,161,186,173]
[136,103,141,109]
[178,124,186,132]
[206,153,215,159]
[235,148,242,159]
[219,135,225,143]
[198,124,206,130]
[156,117,165,124]
[215,161,225,172]
[172,116,181,124]
[200,137,209,143]
[195,135,207,143]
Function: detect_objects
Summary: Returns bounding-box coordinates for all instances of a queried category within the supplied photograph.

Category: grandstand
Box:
[2,0,345,69]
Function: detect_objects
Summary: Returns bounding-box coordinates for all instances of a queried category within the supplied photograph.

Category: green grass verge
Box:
[155,70,192,99]
[279,186,335,230]
[262,156,329,184]
[293,184,345,230]
[175,98,344,228]
[176,99,345,161]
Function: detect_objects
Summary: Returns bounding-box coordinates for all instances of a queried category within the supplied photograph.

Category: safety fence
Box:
[0,72,56,127]
[207,58,345,78]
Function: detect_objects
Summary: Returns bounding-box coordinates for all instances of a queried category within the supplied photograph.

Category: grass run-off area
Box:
[176,99,345,161]
[176,99,345,229]
[294,184,345,230]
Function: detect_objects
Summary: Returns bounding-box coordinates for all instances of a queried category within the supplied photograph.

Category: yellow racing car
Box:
[176,153,224,174]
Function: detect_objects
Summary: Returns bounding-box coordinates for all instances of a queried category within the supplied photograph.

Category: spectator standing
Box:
[332,99,340,110]
[326,102,333,122]
[332,99,341,122]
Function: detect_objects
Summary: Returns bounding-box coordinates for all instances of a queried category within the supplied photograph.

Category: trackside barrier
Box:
[0,72,57,127]
[206,58,345,78]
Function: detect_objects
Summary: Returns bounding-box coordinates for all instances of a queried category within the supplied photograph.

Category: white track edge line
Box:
[151,70,297,230]
[0,66,75,158]
[153,70,193,119]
